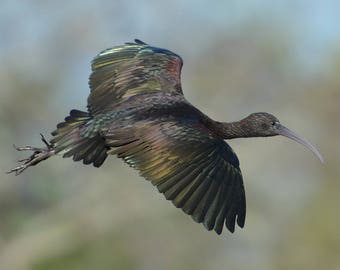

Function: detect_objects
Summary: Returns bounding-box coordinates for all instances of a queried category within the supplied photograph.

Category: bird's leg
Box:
[7,134,56,175]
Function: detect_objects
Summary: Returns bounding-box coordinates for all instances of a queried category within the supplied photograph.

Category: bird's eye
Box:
[271,121,276,126]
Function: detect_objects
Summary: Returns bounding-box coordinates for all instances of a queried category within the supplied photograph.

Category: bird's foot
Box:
[7,134,55,175]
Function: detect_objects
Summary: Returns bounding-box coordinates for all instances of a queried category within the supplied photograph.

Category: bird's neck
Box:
[207,118,254,139]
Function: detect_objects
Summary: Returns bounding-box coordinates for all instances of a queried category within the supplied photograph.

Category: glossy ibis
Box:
[8,39,323,234]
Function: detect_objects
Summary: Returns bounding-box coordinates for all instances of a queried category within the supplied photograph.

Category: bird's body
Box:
[8,39,323,234]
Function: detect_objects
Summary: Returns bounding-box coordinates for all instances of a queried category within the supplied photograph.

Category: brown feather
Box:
[105,120,246,234]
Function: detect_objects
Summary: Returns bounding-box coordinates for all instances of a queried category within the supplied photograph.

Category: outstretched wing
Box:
[106,119,246,234]
[88,39,183,115]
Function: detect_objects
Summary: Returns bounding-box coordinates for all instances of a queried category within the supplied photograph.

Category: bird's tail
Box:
[51,109,108,167]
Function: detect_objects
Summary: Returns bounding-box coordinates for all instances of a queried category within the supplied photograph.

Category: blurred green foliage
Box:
[33,233,135,270]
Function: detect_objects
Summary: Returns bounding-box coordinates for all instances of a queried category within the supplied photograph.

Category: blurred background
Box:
[1,1,339,269]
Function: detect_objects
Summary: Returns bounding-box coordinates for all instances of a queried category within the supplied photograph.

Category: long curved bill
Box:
[276,124,324,163]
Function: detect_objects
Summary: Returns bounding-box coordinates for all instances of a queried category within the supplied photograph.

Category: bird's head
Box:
[243,112,280,137]
[242,112,324,163]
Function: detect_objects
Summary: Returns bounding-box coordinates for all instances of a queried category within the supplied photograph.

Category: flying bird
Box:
[7,39,323,234]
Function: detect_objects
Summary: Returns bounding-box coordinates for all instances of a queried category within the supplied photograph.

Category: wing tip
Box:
[237,213,246,228]
[134,39,148,45]
[125,39,148,46]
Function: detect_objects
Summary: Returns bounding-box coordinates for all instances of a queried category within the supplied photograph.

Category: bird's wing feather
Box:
[88,39,183,115]
[106,119,246,234]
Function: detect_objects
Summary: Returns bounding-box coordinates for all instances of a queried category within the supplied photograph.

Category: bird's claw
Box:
[7,134,55,175]
[7,162,32,176]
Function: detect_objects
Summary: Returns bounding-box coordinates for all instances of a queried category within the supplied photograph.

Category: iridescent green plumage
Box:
[88,39,183,114]
[106,120,245,233]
